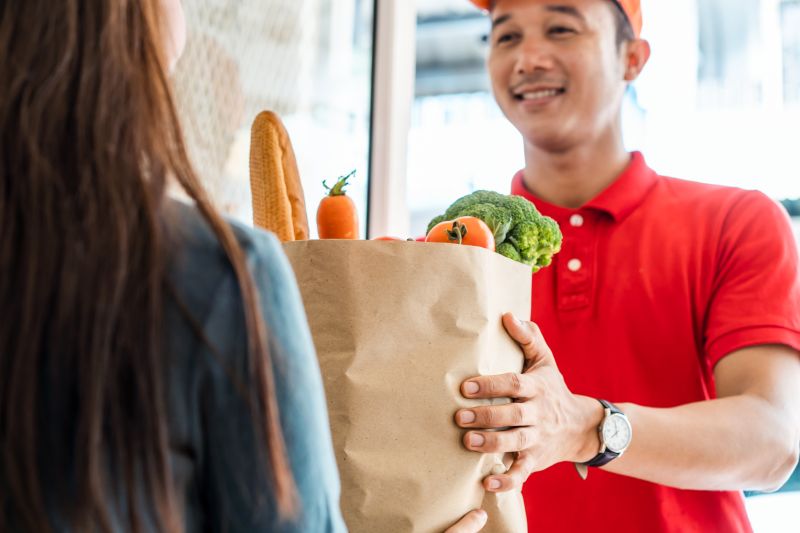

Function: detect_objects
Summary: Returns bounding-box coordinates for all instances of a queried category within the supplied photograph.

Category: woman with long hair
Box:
[0,0,492,530]
[0,0,344,530]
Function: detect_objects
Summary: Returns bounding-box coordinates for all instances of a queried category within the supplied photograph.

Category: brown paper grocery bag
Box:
[283,240,530,533]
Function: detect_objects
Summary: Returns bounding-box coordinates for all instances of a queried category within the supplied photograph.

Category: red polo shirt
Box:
[510,152,800,533]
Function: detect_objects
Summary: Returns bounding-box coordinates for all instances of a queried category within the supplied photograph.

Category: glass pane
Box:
[409,1,503,237]
[172,0,374,238]
[782,1,800,104]
[697,0,763,107]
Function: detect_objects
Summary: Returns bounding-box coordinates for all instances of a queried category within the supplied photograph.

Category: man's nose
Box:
[514,40,555,75]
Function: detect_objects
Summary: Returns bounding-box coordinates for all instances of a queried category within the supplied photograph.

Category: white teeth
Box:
[518,89,560,100]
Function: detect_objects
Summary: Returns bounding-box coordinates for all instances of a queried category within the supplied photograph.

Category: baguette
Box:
[249,111,309,241]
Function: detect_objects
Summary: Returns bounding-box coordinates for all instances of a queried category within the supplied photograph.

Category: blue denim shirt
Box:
[162,201,346,532]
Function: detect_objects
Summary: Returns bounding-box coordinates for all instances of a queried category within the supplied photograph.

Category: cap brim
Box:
[468,0,491,10]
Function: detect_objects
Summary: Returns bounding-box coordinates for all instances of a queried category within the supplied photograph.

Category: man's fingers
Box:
[463,426,536,454]
[483,453,536,493]
[455,401,535,429]
[459,316,555,400]
[443,509,488,533]
[461,372,536,400]
[502,312,537,344]
[502,313,553,368]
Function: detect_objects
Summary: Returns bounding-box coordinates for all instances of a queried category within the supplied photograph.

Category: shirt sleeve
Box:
[704,190,800,367]
[199,229,346,533]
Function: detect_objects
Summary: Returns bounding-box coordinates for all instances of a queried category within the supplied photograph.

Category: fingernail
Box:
[469,433,485,447]
[514,315,523,325]
[458,410,476,424]
[464,381,479,395]
[476,509,488,523]
[487,478,501,490]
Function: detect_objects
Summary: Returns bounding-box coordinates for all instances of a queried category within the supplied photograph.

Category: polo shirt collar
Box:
[510,152,659,222]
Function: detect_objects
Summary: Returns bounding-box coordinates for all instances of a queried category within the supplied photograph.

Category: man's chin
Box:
[521,129,578,154]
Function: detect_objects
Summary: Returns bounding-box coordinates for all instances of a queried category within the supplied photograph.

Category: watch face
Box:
[602,413,632,453]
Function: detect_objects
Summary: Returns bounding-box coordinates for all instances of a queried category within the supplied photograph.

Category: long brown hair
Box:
[0,1,296,531]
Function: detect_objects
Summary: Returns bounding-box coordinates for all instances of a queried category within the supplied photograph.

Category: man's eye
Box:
[495,32,520,45]
[548,26,576,36]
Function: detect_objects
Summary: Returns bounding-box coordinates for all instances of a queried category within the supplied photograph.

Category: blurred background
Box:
[172,0,375,234]
[171,1,798,529]
[171,0,800,242]
[408,0,800,237]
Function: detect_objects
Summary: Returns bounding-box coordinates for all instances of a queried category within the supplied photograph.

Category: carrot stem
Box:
[323,169,356,197]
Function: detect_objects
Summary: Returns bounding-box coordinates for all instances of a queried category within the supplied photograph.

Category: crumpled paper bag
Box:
[283,240,530,533]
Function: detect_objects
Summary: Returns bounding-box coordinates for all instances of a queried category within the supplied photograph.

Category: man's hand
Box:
[444,510,488,533]
[455,313,602,492]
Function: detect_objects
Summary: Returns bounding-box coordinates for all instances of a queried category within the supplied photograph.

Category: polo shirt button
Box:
[567,258,582,272]
[570,214,584,227]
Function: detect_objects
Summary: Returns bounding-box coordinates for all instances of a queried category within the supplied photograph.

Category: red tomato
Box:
[425,216,495,251]
[371,236,405,241]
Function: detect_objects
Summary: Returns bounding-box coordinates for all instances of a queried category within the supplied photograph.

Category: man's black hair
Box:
[609,1,636,48]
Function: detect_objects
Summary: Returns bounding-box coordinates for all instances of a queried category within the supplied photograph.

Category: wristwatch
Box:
[574,399,632,480]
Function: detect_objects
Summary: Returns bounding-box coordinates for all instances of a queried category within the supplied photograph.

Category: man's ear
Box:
[623,39,651,82]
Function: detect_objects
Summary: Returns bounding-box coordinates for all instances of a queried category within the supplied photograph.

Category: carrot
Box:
[317,170,359,239]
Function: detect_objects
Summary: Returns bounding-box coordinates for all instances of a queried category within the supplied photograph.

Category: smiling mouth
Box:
[512,88,566,101]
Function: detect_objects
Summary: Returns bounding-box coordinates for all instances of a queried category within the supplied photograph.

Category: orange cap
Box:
[468,0,642,38]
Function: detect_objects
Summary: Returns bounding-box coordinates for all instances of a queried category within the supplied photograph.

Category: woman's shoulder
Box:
[161,200,346,533]
[163,198,286,291]
[159,197,294,389]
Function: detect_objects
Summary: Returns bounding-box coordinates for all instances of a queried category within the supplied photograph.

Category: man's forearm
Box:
[458,328,800,495]
[594,395,799,492]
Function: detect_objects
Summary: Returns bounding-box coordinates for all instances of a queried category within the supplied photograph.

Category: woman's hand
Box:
[444,510,488,533]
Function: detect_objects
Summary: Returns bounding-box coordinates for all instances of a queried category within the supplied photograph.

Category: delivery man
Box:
[452,1,800,531]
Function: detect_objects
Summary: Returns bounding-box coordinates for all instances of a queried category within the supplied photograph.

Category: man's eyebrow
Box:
[491,5,586,30]
[544,5,587,23]
[491,14,511,30]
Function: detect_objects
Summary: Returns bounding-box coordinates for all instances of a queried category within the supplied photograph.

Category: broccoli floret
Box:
[506,217,563,270]
[506,194,541,223]
[533,216,562,260]
[496,242,522,263]
[426,190,563,272]
[506,221,541,264]
[444,190,508,220]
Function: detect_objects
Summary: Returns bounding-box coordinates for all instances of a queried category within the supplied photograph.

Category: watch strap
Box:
[579,399,624,467]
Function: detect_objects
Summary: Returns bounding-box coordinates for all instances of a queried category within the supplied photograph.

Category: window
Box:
[172,0,375,237]
[783,0,800,104]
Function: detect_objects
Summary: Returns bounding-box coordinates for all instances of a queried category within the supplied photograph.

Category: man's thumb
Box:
[502,312,553,367]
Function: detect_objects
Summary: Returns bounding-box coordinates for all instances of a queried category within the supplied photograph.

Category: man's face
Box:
[487,0,629,152]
